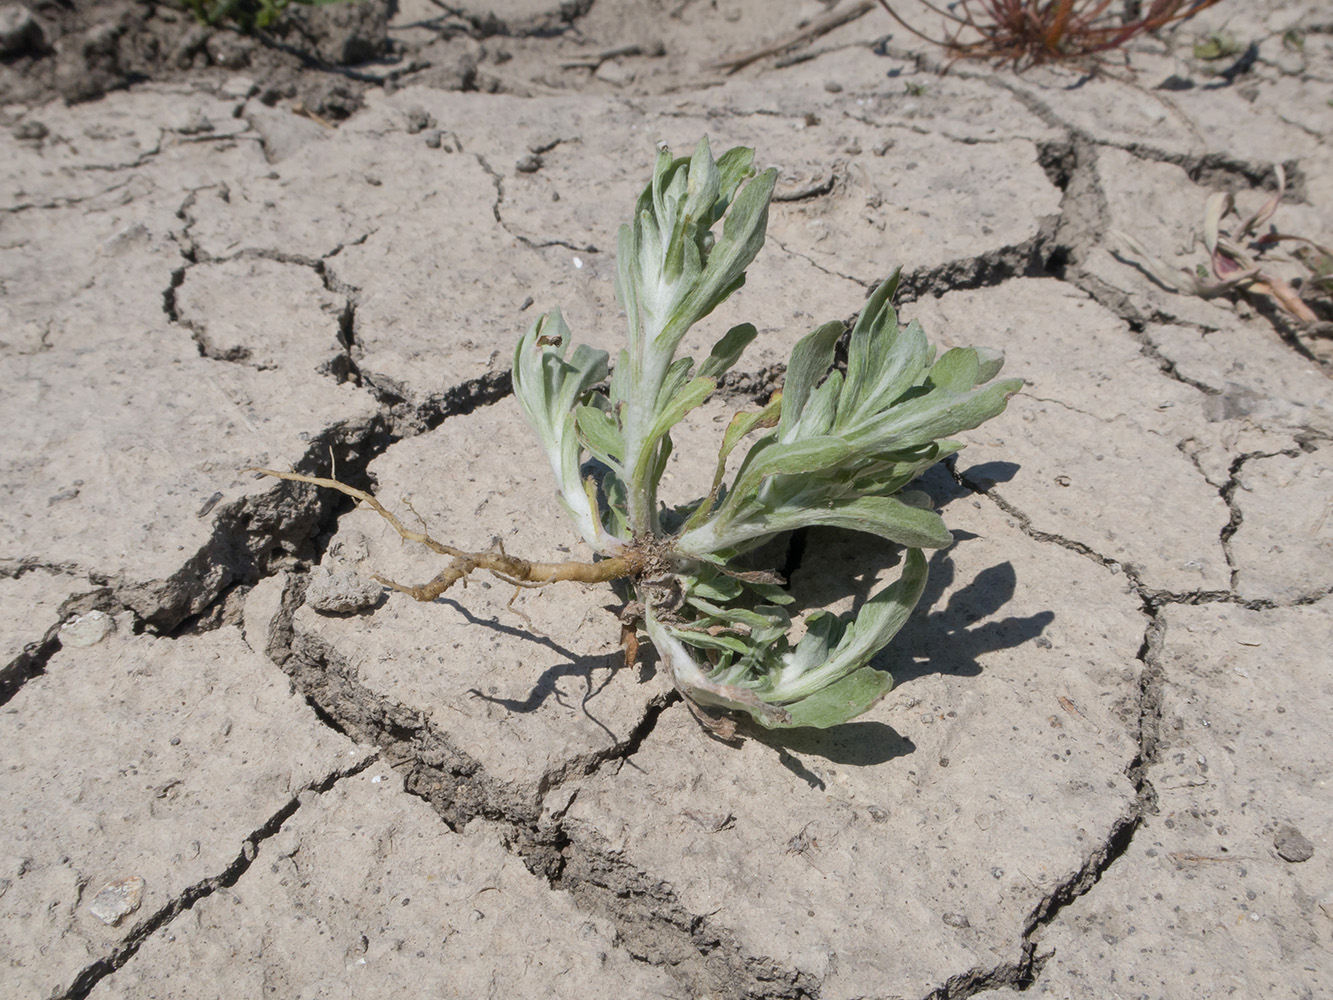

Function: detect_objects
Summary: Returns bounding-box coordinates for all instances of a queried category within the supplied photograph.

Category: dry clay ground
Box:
[3,1,1333,998]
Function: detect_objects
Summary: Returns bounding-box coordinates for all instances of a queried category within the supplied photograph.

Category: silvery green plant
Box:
[256,138,1020,735]
[508,138,1022,733]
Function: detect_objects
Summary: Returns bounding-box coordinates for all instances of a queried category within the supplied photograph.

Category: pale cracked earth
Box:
[3,1,1332,999]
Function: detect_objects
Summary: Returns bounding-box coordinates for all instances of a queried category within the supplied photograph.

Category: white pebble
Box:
[88,875,145,926]
[61,611,114,647]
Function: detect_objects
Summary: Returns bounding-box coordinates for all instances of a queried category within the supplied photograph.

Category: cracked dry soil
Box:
[3,1,1332,998]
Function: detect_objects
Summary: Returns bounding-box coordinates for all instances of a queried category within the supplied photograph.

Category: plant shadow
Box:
[440,599,635,743]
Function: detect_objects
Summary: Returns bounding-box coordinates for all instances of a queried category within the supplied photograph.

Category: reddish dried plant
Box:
[876,0,1224,68]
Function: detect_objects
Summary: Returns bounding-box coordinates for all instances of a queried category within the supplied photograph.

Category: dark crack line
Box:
[273,575,671,832]
[774,228,1059,303]
[771,236,869,288]
[138,410,393,633]
[1,177,141,215]
[1132,326,1224,396]
[57,751,379,1000]
[992,75,1292,193]
[281,622,510,830]
[474,151,601,254]
[920,540,1169,998]
[949,455,1322,612]
[947,455,1142,584]
[989,76,1328,383]
[0,623,62,708]
[144,188,524,636]
[552,796,820,999]
[263,574,807,998]
[1218,446,1314,593]
[931,419,1330,996]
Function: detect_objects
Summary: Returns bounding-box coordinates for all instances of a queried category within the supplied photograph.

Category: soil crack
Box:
[56,751,379,1000]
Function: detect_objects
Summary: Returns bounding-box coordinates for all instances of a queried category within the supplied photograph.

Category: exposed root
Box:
[247,468,645,600]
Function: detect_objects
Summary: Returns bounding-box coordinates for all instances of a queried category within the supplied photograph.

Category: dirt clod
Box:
[1274,823,1315,863]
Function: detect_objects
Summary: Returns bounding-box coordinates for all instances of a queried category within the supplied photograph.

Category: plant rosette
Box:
[255,139,1022,736]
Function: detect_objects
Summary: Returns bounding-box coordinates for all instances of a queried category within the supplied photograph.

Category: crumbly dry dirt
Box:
[3,2,1332,998]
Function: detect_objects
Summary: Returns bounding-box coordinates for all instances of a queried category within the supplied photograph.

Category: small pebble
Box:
[1273,823,1314,863]
[515,153,543,173]
[824,80,843,93]
[88,876,145,926]
[423,129,442,149]
[61,611,114,647]
[942,912,970,928]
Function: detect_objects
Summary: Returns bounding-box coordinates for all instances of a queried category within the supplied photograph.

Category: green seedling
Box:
[255,140,1021,736]
[1114,165,1331,326]
[1193,30,1243,61]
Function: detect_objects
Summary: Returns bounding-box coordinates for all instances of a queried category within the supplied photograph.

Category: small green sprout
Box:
[1193,30,1243,61]
[257,140,1021,736]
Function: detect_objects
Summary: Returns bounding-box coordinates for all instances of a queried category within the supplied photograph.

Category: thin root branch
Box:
[247,467,646,602]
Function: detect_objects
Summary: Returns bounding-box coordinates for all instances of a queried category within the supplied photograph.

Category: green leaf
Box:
[716,398,781,478]
[728,434,855,502]
[760,666,894,729]
[973,347,1006,385]
[763,547,929,708]
[511,310,611,548]
[726,494,951,550]
[698,323,758,380]
[670,627,752,657]
[659,166,778,348]
[711,146,757,225]
[683,394,783,533]
[777,321,844,443]
[685,571,744,603]
[841,272,900,412]
[856,377,1024,453]
[574,404,625,469]
[929,347,982,392]
[790,370,842,439]
[646,376,716,456]
[743,580,795,606]
[657,356,696,409]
